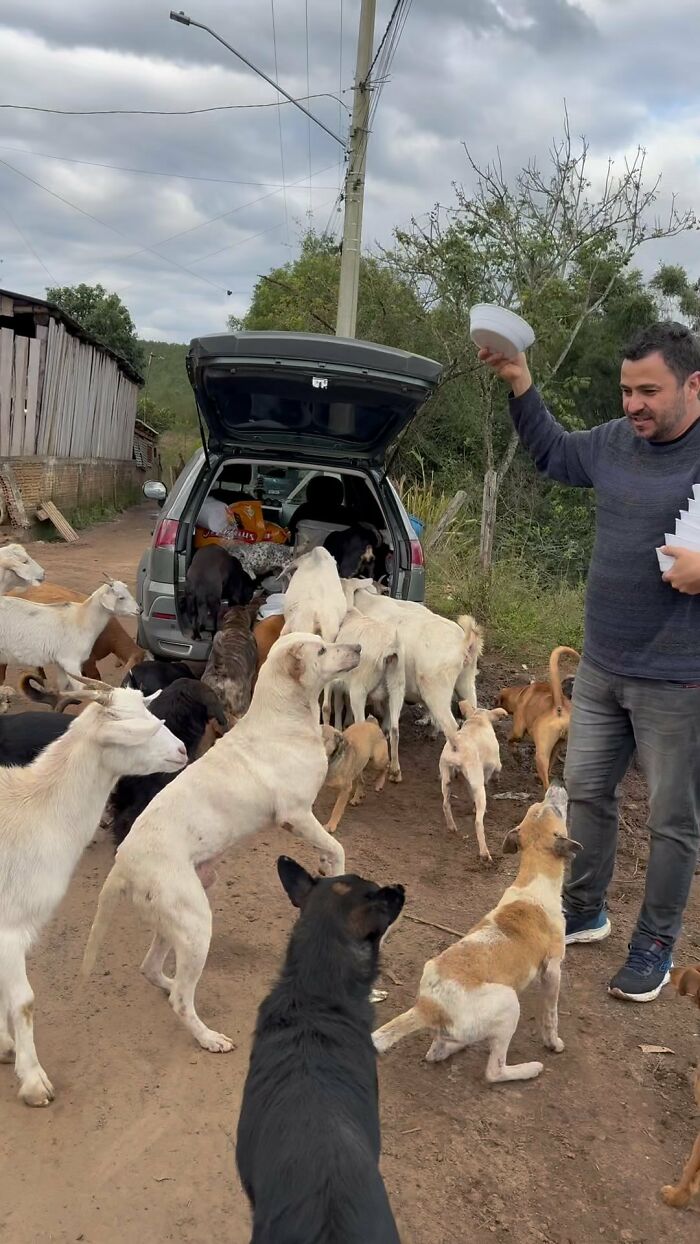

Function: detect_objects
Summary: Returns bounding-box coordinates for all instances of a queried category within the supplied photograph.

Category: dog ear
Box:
[277,856,317,908]
[502,827,521,854]
[488,707,509,722]
[351,885,406,938]
[550,835,583,859]
[280,642,304,683]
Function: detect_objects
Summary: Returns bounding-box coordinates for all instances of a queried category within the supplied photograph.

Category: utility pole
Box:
[335,0,377,339]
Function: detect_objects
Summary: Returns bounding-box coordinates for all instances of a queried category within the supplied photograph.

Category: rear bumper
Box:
[138,584,211,661]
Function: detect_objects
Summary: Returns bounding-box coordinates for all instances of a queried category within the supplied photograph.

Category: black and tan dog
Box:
[202,597,260,725]
[236,856,404,1244]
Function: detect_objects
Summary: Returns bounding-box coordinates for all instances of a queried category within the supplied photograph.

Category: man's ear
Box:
[277,856,317,908]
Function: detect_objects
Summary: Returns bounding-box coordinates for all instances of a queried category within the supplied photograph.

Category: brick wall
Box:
[0,456,143,524]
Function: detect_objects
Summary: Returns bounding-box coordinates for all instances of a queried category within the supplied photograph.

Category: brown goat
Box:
[4,582,145,681]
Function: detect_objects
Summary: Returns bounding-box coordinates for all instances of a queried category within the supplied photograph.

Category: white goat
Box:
[282,546,347,641]
[326,607,405,782]
[0,579,138,689]
[347,583,484,742]
[0,684,187,1106]
[0,543,44,595]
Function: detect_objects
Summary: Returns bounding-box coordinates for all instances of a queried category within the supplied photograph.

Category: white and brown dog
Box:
[439,702,508,864]
[373,786,580,1083]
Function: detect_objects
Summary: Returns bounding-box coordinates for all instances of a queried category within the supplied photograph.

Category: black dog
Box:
[236,856,405,1244]
[0,711,70,766]
[324,522,382,580]
[183,545,254,639]
[108,678,228,846]
[122,659,195,694]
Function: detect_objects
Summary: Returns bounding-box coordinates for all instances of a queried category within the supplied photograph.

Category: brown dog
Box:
[202,598,260,725]
[321,717,390,833]
[661,964,700,1209]
[253,613,285,672]
[498,646,580,789]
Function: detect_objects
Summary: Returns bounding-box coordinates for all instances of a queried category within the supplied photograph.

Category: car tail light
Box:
[410,537,424,567]
[154,518,179,549]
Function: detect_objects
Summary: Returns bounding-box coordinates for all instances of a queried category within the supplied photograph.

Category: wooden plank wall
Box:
[0,309,139,460]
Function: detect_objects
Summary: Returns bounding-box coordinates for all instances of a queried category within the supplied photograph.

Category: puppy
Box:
[497,645,580,788]
[439,702,508,865]
[373,786,581,1083]
[322,717,390,832]
[202,598,260,725]
[661,964,700,1209]
[236,855,404,1244]
[253,612,285,672]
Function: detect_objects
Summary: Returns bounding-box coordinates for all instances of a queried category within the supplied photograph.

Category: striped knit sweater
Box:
[509,385,700,681]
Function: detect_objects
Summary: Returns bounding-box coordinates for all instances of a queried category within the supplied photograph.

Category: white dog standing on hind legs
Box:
[81,634,361,1055]
[373,786,581,1083]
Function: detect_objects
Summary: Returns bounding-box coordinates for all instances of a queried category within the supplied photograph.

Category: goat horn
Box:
[66,673,114,703]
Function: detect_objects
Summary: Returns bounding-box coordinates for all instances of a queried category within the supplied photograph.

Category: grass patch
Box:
[397,477,585,665]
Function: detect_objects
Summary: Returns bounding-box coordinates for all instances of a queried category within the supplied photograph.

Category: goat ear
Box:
[100,717,160,747]
[350,885,406,939]
[502,827,521,854]
[277,856,317,908]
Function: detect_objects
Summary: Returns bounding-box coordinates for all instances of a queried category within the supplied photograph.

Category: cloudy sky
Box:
[1,1,698,343]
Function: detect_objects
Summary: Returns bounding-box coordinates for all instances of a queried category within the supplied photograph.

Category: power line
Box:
[0,143,339,189]
[192,194,340,264]
[0,200,59,286]
[0,94,349,118]
[305,0,312,218]
[270,0,289,245]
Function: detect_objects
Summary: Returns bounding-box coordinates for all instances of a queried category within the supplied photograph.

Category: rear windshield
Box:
[202,371,418,445]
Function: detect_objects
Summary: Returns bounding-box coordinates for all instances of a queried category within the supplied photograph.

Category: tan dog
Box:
[498,646,580,789]
[321,717,390,833]
[661,964,700,1209]
[373,786,581,1083]
[253,613,285,672]
[439,702,508,865]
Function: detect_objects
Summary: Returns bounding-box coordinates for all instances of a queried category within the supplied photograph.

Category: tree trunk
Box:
[479,468,498,570]
[424,490,468,554]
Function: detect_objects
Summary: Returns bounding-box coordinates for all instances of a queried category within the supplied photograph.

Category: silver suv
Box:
[136,330,442,662]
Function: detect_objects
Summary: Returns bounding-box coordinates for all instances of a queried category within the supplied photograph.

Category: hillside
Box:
[139,340,196,423]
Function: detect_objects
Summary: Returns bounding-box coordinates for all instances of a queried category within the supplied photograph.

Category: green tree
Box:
[235,231,437,356]
[386,117,696,566]
[136,395,176,434]
[46,283,144,372]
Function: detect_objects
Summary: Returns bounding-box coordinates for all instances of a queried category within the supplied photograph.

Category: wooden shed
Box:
[0,288,141,460]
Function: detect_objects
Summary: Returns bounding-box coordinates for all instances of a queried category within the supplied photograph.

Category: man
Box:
[481,322,700,1002]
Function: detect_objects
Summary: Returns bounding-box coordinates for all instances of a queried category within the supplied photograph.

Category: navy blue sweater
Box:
[509,385,700,681]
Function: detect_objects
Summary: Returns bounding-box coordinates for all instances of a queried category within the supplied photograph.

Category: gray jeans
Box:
[564,657,700,949]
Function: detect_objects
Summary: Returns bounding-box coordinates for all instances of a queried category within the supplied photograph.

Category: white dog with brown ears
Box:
[439,702,508,864]
[373,786,580,1083]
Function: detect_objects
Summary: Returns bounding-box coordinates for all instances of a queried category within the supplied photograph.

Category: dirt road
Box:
[0,506,698,1242]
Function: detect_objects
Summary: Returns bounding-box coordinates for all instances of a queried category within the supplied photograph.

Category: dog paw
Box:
[19,1069,54,1107]
[661,1184,689,1208]
[197,1030,235,1054]
[545,1035,565,1054]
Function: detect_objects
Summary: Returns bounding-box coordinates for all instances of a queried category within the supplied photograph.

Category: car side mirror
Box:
[143,481,167,506]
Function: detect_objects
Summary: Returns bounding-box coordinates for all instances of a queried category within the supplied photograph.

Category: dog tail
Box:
[549,646,580,715]
[81,869,127,977]
[457,615,485,665]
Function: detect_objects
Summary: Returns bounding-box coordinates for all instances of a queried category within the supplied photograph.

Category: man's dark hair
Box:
[623,321,700,384]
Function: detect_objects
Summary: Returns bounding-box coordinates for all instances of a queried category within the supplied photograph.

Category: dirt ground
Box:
[0,504,698,1243]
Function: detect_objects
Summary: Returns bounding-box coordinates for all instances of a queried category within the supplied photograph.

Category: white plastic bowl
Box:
[470,303,535,359]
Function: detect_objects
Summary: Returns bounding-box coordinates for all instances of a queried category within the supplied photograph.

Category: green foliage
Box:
[139,341,196,421]
[137,394,176,434]
[46,283,144,372]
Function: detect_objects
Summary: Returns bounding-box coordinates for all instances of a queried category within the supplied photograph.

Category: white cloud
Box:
[0,1,698,342]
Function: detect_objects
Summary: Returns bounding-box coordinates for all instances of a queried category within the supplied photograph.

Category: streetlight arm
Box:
[169,11,346,148]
